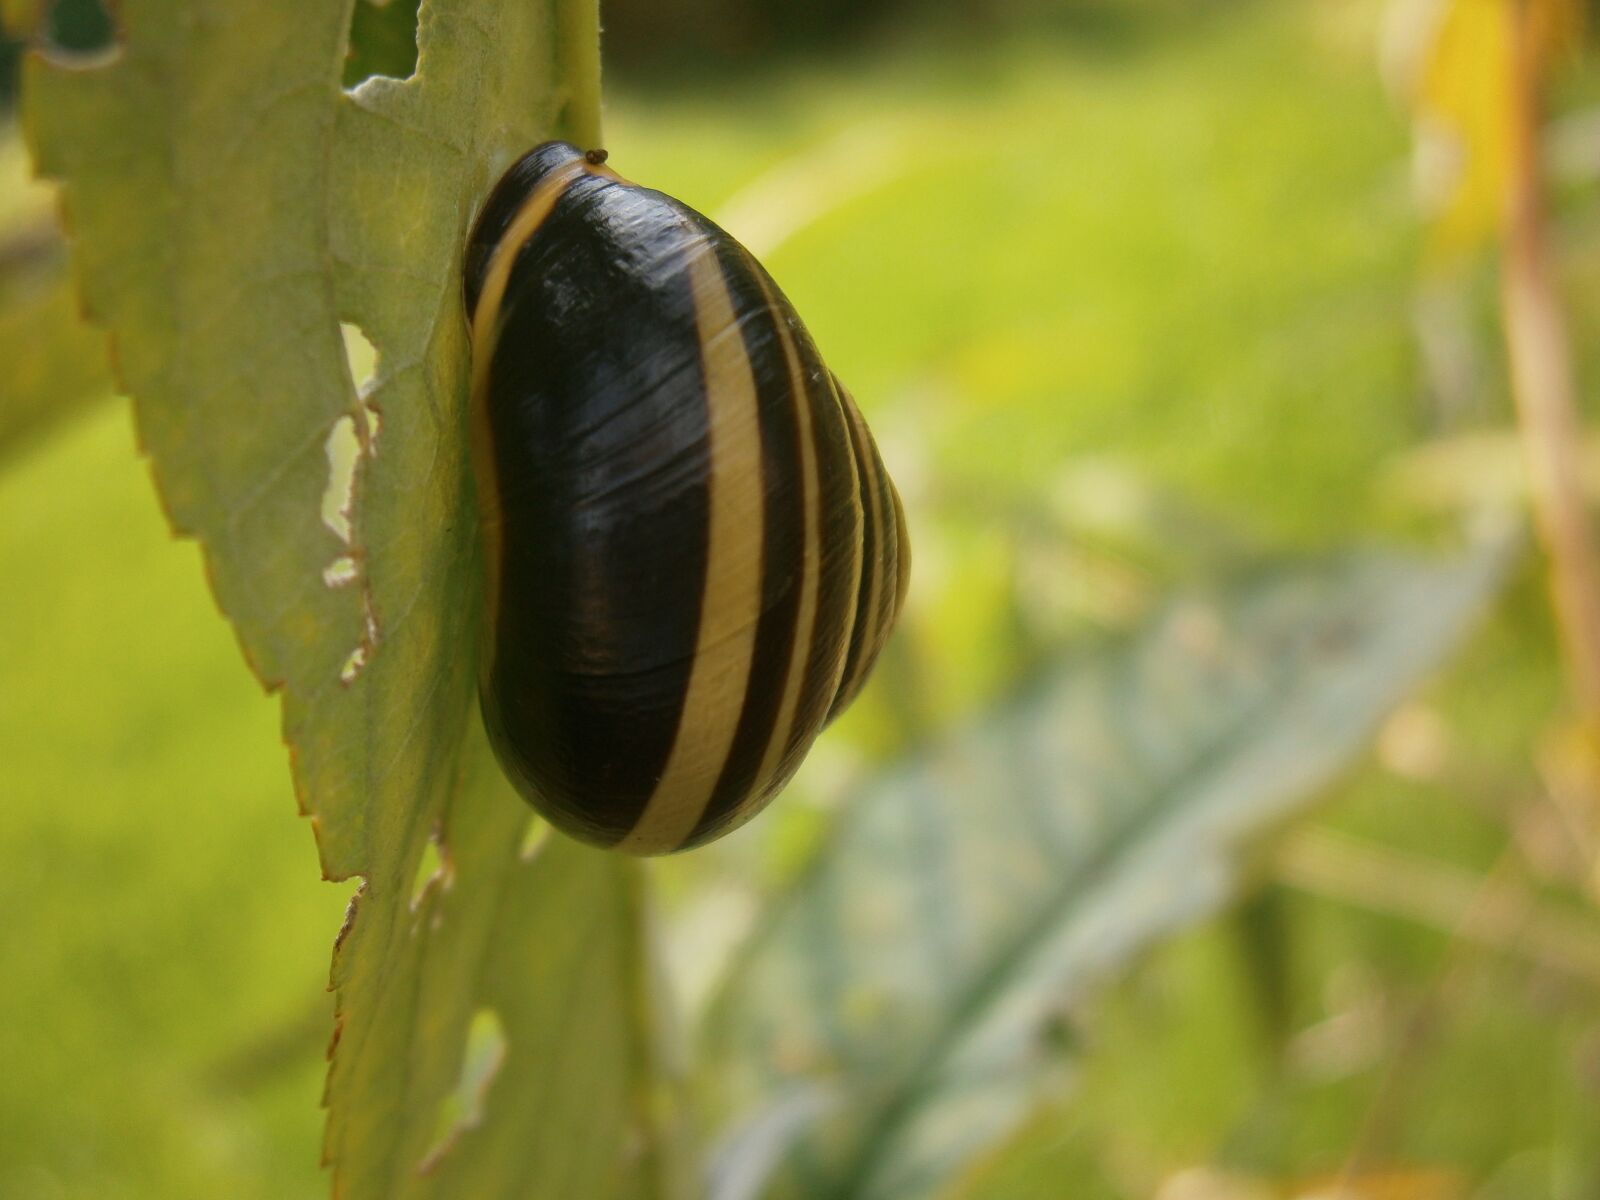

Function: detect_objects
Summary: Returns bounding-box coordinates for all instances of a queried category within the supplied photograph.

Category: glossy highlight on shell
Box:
[464,141,909,854]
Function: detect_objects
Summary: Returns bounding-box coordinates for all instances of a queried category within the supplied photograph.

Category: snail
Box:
[463,141,908,854]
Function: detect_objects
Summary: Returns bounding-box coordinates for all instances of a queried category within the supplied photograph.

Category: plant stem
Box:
[557,0,605,149]
[1501,0,1600,716]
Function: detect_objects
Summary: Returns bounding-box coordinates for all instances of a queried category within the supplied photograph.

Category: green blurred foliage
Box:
[4,0,1600,1197]
[612,2,1427,557]
[599,0,1187,74]
[0,402,344,1199]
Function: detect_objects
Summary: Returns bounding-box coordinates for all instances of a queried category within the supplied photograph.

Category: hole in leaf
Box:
[316,326,384,682]
[410,827,450,910]
[343,0,421,88]
[43,0,116,56]
[340,320,379,397]
[418,1008,507,1175]
[335,576,381,685]
[338,643,370,685]
[323,554,360,589]
[519,818,550,862]
[321,415,361,545]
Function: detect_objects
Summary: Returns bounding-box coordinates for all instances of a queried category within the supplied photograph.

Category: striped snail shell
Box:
[463,141,909,855]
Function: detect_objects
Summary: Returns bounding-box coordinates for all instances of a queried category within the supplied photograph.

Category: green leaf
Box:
[702,543,1509,1200]
[20,1,674,1196]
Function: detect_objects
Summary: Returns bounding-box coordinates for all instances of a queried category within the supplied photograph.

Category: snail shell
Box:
[464,141,908,854]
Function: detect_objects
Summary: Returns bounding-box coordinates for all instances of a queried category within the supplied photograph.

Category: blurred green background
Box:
[4,0,1600,1197]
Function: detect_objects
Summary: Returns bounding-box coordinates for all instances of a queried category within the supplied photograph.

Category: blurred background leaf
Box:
[701,543,1508,1200]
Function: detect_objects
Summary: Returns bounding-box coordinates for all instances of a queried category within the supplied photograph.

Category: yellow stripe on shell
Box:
[835,387,888,708]
[469,157,590,401]
[468,156,589,643]
[618,240,766,852]
[742,267,828,804]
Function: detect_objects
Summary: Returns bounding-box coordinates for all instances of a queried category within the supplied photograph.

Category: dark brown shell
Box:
[465,141,908,854]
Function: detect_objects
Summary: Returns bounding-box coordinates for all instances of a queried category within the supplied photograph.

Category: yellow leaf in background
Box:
[1407,0,1584,261]
[1413,0,1516,258]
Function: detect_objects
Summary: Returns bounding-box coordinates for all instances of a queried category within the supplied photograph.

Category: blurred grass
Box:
[3,0,1599,1195]
[612,0,1427,549]
[0,404,348,1198]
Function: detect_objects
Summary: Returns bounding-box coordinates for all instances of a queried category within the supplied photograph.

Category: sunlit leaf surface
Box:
[705,544,1508,1200]
[20,2,679,1196]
